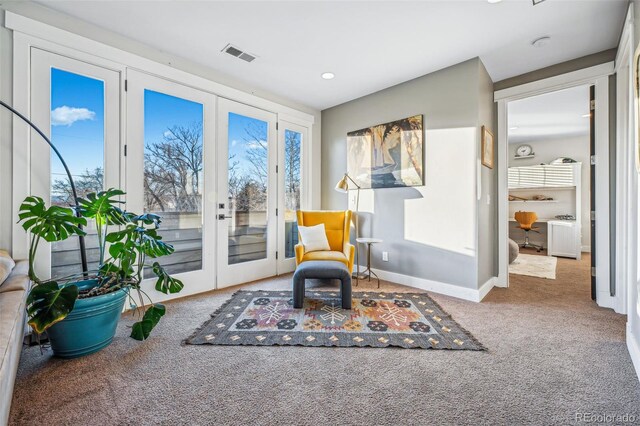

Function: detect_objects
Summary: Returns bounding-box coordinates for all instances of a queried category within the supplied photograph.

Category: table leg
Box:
[367,243,372,282]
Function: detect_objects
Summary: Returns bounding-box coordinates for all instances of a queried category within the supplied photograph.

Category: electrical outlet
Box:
[382,251,389,262]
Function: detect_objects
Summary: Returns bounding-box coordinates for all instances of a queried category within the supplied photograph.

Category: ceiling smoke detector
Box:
[531,36,551,48]
[222,44,257,63]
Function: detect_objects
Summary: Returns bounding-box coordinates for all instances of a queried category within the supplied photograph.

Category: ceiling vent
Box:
[222,44,257,63]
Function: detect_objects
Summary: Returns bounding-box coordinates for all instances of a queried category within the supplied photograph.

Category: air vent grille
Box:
[222,44,257,63]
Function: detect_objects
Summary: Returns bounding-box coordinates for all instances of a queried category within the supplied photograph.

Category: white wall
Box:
[0,12,13,252]
[508,135,590,249]
[0,4,322,256]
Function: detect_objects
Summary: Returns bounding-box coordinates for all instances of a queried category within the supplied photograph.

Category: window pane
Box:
[50,68,104,278]
[227,112,268,264]
[284,129,301,258]
[144,90,203,275]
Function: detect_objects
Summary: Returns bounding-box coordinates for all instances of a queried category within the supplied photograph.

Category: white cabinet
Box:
[547,220,581,259]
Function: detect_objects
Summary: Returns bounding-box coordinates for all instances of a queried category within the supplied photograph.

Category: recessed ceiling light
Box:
[487,0,503,3]
[531,36,551,48]
[321,72,335,80]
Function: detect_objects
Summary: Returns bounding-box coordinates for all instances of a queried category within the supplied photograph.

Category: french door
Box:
[126,70,215,296]
[277,121,307,273]
[29,48,121,280]
[216,99,278,287]
[27,49,307,292]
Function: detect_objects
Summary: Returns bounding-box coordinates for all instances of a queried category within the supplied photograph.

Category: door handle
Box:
[218,214,233,220]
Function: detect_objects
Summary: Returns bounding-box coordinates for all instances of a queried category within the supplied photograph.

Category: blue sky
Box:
[143,90,203,148]
[228,112,267,176]
[50,69,265,187]
[50,68,105,181]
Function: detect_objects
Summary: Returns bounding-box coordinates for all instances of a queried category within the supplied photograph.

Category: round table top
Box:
[356,238,383,244]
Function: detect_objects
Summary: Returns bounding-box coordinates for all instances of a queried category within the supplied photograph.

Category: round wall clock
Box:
[516,144,533,157]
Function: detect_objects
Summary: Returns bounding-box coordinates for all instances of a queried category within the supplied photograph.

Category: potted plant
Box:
[19,188,184,358]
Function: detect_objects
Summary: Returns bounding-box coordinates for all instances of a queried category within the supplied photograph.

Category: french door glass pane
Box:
[144,90,203,275]
[284,129,302,258]
[50,68,104,278]
[227,112,268,264]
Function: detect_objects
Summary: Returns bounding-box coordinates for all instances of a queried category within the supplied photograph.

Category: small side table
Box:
[356,238,382,288]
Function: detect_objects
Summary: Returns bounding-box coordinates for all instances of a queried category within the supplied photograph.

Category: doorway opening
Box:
[506,85,592,288]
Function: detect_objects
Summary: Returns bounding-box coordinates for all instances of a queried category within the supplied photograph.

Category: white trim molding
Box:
[495,62,614,102]
[356,265,495,303]
[5,12,315,125]
[495,62,618,312]
[627,323,640,381]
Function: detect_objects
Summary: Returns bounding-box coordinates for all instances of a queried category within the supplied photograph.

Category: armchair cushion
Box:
[299,250,349,267]
[298,224,331,254]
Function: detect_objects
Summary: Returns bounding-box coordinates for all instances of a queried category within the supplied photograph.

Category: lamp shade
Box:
[335,174,349,193]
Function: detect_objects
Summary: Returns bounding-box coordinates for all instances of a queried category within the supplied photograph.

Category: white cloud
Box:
[50,106,96,127]
[246,140,267,150]
[231,139,238,147]
[163,130,173,138]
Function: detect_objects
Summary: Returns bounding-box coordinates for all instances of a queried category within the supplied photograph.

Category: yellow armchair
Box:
[295,210,355,273]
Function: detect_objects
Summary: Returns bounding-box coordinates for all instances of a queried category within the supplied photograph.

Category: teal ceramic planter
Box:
[46,280,128,359]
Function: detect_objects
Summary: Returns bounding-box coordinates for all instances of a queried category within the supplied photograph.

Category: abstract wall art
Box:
[347,115,424,189]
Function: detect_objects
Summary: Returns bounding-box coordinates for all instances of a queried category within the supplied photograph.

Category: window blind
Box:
[508,164,577,189]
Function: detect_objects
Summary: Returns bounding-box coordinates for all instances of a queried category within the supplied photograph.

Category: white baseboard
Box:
[478,277,496,301]
[355,265,495,303]
[627,323,640,382]
[581,245,591,253]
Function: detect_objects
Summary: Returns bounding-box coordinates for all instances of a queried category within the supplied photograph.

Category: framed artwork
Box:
[481,126,494,169]
[346,115,424,189]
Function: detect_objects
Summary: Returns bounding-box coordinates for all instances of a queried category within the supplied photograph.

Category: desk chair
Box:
[514,211,543,252]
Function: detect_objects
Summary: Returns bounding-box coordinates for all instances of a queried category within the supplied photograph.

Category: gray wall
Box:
[477,60,497,287]
[322,58,494,290]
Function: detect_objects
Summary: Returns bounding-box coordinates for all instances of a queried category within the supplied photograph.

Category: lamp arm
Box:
[344,173,361,190]
[1,100,89,276]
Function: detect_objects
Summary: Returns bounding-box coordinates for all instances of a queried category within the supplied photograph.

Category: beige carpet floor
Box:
[9,254,640,425]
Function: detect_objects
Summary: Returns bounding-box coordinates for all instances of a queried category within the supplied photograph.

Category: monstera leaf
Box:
[152,262,184,294]
[140,230,174,258]
[77,188,128,227]
[18,196,86,242]
[26,281,79,334]
[130,304,166,341]
[106,224,174,258]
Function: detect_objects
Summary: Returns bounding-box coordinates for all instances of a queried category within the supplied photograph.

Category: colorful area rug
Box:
[185,290,484,350]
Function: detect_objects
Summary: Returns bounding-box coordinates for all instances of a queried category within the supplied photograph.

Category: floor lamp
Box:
[0,100,89,276]
[335,173,360,279]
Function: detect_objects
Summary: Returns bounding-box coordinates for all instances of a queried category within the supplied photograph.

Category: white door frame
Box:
[216,97,278,288]
[615,4,635,318]
[22,47,122,280]
[277,120,309,274]
[125,69,217,300]
[495,61,619,312]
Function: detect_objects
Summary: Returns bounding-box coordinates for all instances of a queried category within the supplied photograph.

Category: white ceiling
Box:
[508,85,590,144]
[35,0,627,110]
